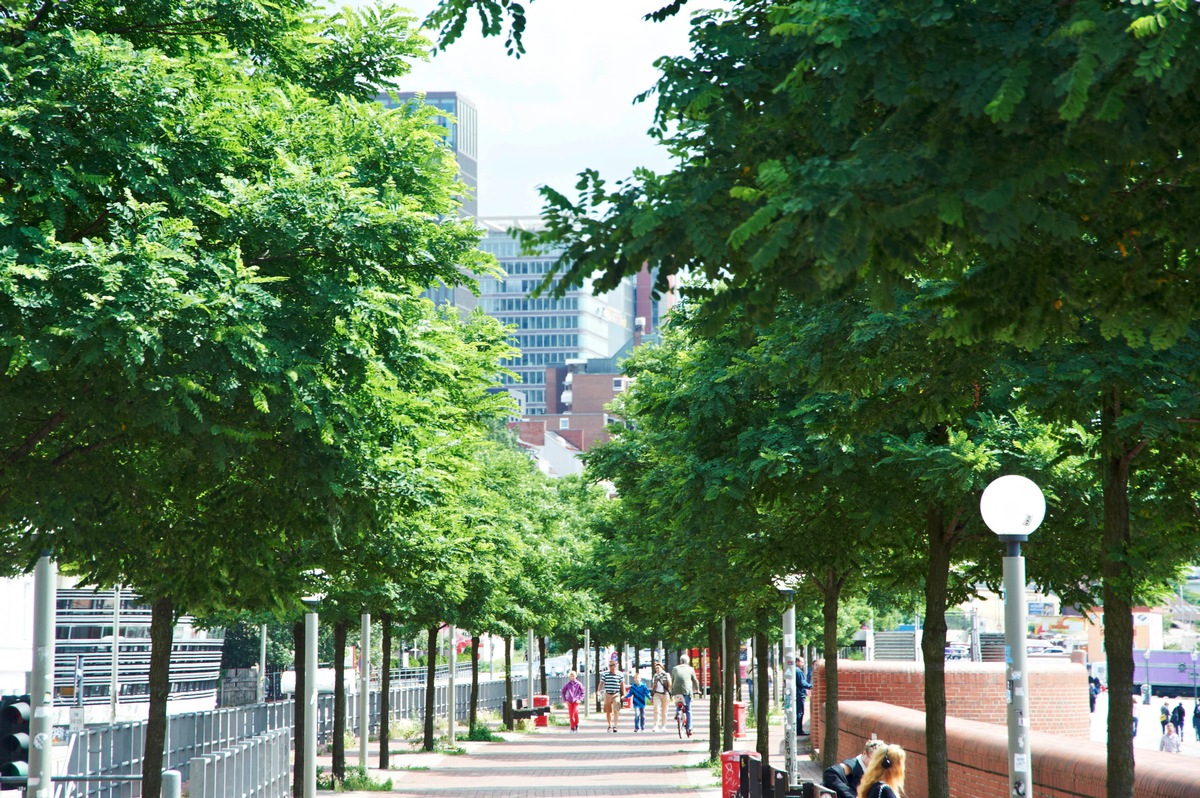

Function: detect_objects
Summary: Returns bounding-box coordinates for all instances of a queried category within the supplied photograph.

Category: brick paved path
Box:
[328,696,824,797]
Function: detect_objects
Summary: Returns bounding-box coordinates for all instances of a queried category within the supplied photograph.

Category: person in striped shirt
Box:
[598,660,626,732]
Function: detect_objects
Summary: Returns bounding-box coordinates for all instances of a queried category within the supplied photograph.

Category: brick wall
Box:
[836,701,1200,798]
[809,659,1089,748]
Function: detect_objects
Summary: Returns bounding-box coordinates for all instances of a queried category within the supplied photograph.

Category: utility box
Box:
[533,694,549,727]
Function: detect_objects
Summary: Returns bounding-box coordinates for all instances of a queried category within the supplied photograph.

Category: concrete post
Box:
[447,624,456,743]
[583,628,590,718]
[527,629,535,707]
[1004,542,1032,797]
[259,623,268,704]
[162,768,182,798]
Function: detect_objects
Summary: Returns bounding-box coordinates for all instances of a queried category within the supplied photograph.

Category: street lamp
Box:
[301,572,326,798]
[1179,651,1199,704]
[1143,649,1152,704]
[773,576,800,786]
[980,475,1045,798]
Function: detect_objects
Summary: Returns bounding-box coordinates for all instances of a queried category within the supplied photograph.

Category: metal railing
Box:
[55,673,567,796]
[188,728,289,798]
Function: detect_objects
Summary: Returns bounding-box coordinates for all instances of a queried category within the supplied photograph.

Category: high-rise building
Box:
[476,217,636,415]
[378,90,480,309]
[380,90,478,218]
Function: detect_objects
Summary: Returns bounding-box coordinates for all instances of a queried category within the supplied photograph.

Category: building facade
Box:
[476,217,636,415]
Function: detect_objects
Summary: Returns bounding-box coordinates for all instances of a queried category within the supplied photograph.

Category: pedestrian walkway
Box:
[328,696,823,797]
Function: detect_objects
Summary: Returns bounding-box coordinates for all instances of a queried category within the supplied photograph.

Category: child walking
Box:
[561,670,585,732]
[625,672,652,732]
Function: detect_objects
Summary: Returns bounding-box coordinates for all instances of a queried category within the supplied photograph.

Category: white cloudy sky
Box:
[341,0,698,217]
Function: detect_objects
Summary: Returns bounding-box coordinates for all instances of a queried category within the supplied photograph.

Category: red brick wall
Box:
[835,701,1200,798]
[809,659,1089,749]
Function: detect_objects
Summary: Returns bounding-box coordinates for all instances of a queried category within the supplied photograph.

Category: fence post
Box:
[161,770,181,798]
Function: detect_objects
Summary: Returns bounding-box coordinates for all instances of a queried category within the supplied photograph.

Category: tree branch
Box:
[3,409,67,472]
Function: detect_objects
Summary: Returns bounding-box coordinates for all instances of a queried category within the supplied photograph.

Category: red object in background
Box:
[732,701,747,739]
[720,750,759,798]
[533,694,549,727]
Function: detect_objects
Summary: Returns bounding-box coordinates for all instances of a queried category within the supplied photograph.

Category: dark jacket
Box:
[1172,704,1186,727]
[822,756,864,798]
[794,665,812,700]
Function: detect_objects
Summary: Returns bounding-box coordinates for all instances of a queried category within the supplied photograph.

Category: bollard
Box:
[162,769,182,798]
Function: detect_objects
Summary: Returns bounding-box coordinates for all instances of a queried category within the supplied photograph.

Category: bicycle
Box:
[675,695,692,738]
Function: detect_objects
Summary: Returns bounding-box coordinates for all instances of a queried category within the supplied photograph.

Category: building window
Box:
[613,378,624,392]
[559,418,570,430]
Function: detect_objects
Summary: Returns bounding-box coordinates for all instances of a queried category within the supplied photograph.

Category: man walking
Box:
[599,660,626,732]
[669,653,700,736]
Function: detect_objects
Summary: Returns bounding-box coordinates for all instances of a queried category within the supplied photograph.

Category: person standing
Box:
[650,662,671,732]
[1171,701,1186,737]
[856,743,906,798]
[625,673,652,732]
[793,657,812,736]
[669,653,700,735]
[599,660,626,733]
[561,670,585,732]
[1192,702,1200,742]
[824,739,887,798]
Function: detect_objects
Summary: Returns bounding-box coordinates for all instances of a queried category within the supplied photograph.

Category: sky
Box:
[345,0,698,218]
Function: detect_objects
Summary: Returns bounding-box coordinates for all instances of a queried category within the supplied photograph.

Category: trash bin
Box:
[722,751,760,798]
[533,694,549,727]
[733,700,748,739]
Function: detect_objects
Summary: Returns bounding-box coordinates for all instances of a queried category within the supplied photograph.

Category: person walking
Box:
[824,739,887,798]
[599,660,626,733]
[1171,701,1186,737]
[1193,703,1200,742]
[561,670,585,732]
[1160,723,1182,753]
[625,673,652,732]
[669,653,700,736]
[1132,697,1140,739]
[650,662,671,731]
[856,743,906,798]
[1160,702,1170,733]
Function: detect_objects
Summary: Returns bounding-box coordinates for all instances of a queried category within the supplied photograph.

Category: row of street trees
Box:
[0,1,610,795]
[426,1,1200,797]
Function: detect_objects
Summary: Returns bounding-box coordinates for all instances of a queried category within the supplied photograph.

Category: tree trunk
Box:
[635,645,641,673]
[292,620,305,798]
[333,619,347,781]
[142,596,174,798]
[470,635,481,731]
[922,502,953,798]
[822,572,845,768]
[723,616,737,753]
[538,635,548,695]
[755,627,770,767]
[708,622,723,761]
[572,644,578,675]
[1103,388,1136,798]
[504,635,514,730]
[379,614,391,769]
[422,626,437,750]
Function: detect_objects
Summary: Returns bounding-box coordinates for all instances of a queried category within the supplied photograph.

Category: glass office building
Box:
[477,218,635,414]
[382,90,478,218]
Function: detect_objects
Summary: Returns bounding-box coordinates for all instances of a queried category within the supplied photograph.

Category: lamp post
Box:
[1143,649,1152,704]
[1179,651,1199,704]
[301,572,326,798]
[980,475,1045,798]
[777,581,798,786]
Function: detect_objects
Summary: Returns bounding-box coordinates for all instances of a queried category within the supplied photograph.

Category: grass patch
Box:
[458,723,504,742]
[388,765,431,771]
[316,766,394,792]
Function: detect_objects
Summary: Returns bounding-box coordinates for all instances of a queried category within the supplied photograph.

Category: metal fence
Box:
[56,673,568,797]
[187,728,290,798]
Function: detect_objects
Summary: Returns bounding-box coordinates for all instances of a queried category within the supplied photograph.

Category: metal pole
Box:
[527,629,535,707]
[304,608,318,798]
[583,628,591,718]
[782,597,798,786]
[258,623,268,704]
[1004,540,1032,797]
[110,586,120,723]
[360,612,370,767]
[29,553,55,798]
[447,624,457,744]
